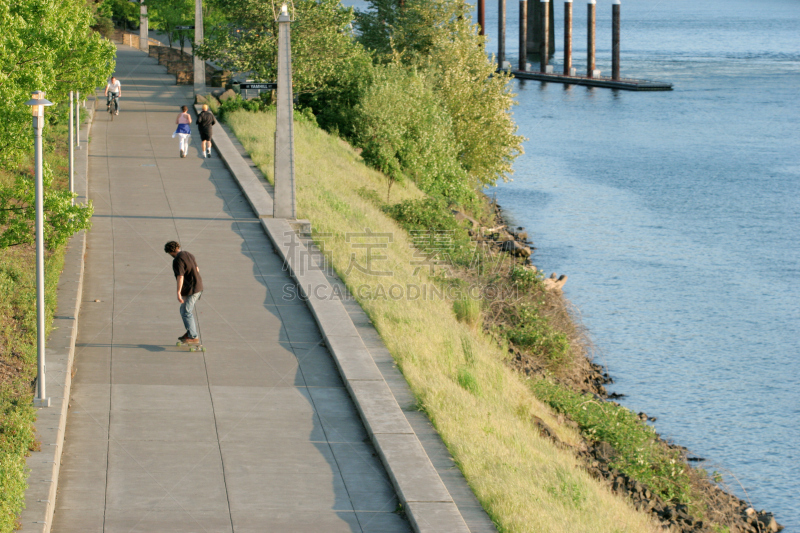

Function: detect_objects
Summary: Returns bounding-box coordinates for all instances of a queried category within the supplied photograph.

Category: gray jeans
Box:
[180,291,202,338]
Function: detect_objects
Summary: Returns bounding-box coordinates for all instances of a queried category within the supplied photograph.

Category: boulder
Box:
[543,273,567,290]
[500,240,531,258]
[195,94,208,104]
[452,210,479,229]
[219,89,237,102]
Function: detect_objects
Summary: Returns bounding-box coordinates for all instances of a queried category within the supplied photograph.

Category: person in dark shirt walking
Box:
[196,104,216,158]
[164,241,204,345]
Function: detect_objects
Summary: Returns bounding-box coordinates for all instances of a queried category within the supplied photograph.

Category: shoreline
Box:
[489,198,784,533]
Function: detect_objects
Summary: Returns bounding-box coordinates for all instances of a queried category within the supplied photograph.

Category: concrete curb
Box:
[18,100,95,533]
[206,111,470,533]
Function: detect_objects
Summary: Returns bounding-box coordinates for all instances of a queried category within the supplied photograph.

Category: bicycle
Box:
[107,93,119,120]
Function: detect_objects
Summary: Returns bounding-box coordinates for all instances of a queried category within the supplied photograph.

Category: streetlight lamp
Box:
[24,91,54,408]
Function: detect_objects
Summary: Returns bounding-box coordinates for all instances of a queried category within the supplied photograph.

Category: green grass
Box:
[224,108,662,533]
[530,378,693,504]
[0,102,72,532]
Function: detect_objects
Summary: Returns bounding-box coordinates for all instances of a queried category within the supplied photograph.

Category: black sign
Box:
[240,83,277,90]
[175,25,194,30]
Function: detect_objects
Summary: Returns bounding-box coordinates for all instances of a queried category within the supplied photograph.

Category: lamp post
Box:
[24,91,54,408]
[76,91,80,150]
[69,91,74,204]
[140,1,149,53]
[194,0,205,92]
[273,3,296,219]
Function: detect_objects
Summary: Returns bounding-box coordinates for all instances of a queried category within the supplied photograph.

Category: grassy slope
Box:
[225,109,660,533]
[0,106,72,532]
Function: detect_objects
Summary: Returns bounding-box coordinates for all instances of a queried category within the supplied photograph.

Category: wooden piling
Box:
[519,0,528,71]
[587,0,596,78]
[564,0,572,75]
[478,0,486,36]
[540,0,549,72]
[612,0,621,80]
[499,0,506,67]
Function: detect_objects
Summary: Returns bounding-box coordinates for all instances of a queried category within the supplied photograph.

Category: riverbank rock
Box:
[452,210,479,229]
[219,89,237,102]
[543,273,567,290]
[501,240,531,258]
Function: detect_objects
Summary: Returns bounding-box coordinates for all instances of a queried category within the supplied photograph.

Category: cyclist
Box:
[104,76,121,115]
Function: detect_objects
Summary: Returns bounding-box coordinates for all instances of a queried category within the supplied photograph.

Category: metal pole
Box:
[76,91,80,149]
[140,2,149,54]
[69,91,74,205]
[540,0,549,72]
[477,0,485,36]
[194,0,205,92]
[564,0,572,75]
[587,0,596,77]
[273,4,296,219]
[519,0,528,71]
[498,0,506,68]
[612,0,621,80]
[30,95,49,408]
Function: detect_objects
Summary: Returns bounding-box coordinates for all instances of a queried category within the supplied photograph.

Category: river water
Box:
[343,0,800,526]
[483,0,800,528]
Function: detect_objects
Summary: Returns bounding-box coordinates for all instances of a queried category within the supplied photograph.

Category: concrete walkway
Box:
[52,45,410,533]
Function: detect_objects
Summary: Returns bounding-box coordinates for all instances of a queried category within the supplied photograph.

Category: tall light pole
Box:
[24,91,54,408]
[69,91,74,204]
[273,3,296,219]
[194,0,205,92]
[139,1,149,53]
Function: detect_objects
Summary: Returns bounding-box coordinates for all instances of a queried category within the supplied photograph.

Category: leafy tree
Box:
[356,0,524,189]
[354,61,473,203]
[0,0,116,168]
[414,15,523,189]
[147,0,194,53]
[0,0,111,249]
[0,163,94,249]
[96,0,139,30]
[196,0,371,96]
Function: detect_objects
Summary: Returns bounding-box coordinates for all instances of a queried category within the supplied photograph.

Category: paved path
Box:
[52,45,411,533]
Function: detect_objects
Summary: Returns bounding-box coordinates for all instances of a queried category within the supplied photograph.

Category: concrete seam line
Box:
[210,118,469,533]
[18,103,94,533]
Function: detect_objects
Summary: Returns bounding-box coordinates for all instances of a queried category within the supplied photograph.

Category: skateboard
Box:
[176,339,205,352]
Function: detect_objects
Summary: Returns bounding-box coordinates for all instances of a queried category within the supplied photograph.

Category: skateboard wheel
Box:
[201,347,206,352]
[190,347,196,352]
[176,342,181,346]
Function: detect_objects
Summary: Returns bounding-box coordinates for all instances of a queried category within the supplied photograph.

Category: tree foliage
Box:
[0,163,93,249]
[0,0,108,250]
[354,61,473,203]
[196,0,371,96]
[146,0,195,51]
[357,0,524,190]
[0,0,116,168]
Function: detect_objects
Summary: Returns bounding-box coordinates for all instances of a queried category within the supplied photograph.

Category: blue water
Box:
[483,0,800,528]
[344,0,800,526]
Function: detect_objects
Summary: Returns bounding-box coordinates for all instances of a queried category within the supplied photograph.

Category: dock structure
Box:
[512,70,673,90]
[498,0,672,91]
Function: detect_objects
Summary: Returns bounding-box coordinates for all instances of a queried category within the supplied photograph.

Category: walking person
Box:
[173,105,192,158]
[197,104,216,158]
[104,76,121,115]
[164,241,203,346]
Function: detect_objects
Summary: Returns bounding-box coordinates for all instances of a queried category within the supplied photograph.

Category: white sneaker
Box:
[115,111,119,115]
[203,152,207,158]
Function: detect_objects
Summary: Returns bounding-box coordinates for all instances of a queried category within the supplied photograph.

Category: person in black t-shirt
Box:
[196,104,216,158]
[164,241,204,344]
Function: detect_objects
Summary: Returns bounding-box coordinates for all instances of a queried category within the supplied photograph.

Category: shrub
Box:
[353,63,474,204]
[531,379,694,504]
[453,298,482,330]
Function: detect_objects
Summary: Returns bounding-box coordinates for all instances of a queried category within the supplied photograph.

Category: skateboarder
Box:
[164,241,203,345]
